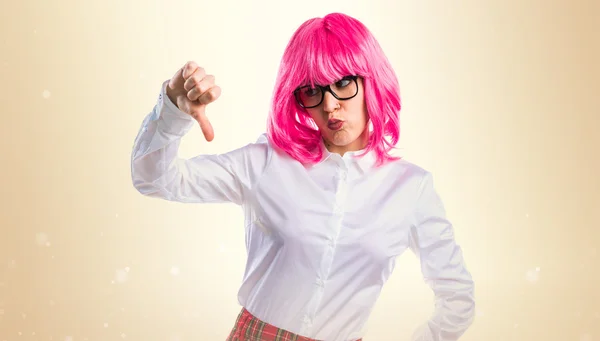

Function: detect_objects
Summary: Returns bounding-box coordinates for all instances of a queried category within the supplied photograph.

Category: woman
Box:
[131,12,475,341]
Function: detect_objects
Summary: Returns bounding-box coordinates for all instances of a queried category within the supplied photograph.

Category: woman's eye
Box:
[303,88,319,97]
[335,79,351,87]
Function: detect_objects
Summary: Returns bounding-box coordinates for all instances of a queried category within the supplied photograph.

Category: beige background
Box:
[1,0,599,340]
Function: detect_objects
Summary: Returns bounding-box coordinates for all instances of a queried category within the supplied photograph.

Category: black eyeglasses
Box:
[293,75,359,109]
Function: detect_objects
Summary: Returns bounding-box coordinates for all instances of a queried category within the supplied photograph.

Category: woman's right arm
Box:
[130,71,270,205]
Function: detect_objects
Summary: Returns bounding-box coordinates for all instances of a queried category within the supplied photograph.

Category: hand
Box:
[166,61,221,141]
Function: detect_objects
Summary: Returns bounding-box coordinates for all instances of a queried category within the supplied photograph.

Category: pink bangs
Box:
[266,13,401,166]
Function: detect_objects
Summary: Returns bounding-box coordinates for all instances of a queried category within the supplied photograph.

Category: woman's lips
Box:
[327,119,344,131]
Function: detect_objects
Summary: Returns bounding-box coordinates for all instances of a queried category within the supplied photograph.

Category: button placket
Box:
[305,162,350,332]
[329,165,348,251]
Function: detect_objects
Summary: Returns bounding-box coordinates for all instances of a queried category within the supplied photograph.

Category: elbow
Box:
[131,161,180,201]
[131,176,174,200]
[131,160,160,197]
[131,166,167,198]
[132,179,157,196]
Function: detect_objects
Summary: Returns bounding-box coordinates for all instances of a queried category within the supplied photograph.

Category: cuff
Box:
[153,80,195,136]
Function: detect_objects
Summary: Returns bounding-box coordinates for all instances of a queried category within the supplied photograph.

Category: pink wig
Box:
[266,12,401,167]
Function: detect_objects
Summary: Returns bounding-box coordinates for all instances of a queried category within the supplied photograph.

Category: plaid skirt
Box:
[226,307,363,341]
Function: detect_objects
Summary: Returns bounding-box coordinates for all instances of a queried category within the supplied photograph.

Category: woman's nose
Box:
[322,91,339,113]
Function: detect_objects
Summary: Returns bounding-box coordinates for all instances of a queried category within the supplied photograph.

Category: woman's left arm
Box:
[408,171,476,341]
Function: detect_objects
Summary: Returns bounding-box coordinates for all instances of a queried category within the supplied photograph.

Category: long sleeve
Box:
[130,80,271,205]
[408,172,476,341]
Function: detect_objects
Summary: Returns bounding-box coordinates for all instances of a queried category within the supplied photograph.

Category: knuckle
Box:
[196,83,208,94]
[183,61,198,77]
[183,79,193,90]
[205,90,215,101]
[198,84,207,93]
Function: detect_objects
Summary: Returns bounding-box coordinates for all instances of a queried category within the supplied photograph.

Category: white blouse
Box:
[130,81,476,341]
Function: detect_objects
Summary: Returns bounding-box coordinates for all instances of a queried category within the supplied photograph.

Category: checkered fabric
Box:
[226,307,363,341]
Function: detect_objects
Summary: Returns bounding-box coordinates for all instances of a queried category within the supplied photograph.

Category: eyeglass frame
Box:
[293,75,360,109]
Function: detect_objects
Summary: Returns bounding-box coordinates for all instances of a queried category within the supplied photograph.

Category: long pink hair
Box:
[266,13,401,167]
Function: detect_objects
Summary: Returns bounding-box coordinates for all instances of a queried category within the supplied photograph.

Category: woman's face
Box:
[300,76,369,155]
